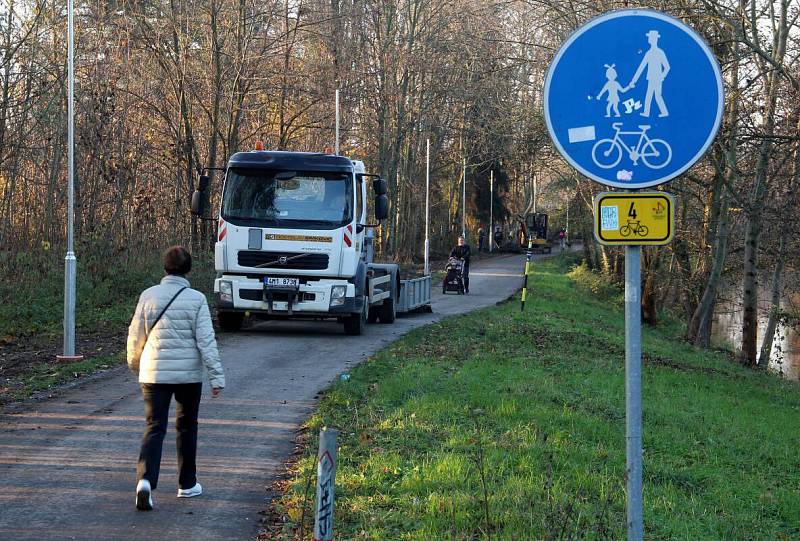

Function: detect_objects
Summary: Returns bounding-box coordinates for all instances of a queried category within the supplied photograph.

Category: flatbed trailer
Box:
[397,275,433,313]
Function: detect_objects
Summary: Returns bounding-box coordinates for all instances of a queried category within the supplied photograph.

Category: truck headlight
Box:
[219,280,233,303]
[330,285,347,306]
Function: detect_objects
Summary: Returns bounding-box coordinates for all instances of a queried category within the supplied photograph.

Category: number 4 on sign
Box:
[628,203,637,220]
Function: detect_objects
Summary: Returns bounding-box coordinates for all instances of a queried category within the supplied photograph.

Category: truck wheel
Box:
[378,296,396,324]
[218,311,244,332]
[367,308,379,324]
[343,303,367,335]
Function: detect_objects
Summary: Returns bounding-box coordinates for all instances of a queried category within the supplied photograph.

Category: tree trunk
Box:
[688,38,740,347]
[758,110,800,367]
[641,247,663,326]
[739,0,789,366]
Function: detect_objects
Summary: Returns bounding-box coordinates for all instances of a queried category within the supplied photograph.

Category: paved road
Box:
[0,254,532,540]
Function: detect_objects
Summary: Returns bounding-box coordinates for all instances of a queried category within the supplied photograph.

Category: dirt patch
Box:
[0,326,126,406]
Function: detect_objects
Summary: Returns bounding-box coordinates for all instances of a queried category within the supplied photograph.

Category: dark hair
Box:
[163,245,192,275]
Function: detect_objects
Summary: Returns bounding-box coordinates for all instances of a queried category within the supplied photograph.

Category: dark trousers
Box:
[137,382,202,490]
[463,262,470,291]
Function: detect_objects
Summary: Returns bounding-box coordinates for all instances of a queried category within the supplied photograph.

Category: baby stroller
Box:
[443,257,466,295]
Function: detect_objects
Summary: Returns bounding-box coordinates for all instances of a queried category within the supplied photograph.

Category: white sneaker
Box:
[136,479,154,511]
[177,483,203,498]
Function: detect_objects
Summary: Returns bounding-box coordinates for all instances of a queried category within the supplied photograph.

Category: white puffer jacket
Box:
[127,275,225,389]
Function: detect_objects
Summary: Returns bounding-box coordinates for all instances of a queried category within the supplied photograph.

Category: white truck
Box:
[191,149,429,334]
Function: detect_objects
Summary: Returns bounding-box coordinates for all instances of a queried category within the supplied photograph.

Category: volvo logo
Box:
[279,256,288,265]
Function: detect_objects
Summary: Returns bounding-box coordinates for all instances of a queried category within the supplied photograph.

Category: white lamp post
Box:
[59,0,81,362]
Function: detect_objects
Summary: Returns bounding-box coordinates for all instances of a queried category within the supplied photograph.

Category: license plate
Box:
[264,277,299,288]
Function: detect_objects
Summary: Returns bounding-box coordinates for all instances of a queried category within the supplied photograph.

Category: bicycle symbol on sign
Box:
[620,219,649,237]
[592,123,672,170]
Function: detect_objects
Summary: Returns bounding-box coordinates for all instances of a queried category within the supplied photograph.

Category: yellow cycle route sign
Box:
[593,192,675,245]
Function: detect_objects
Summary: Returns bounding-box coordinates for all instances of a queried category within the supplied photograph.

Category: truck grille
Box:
[239,289,316,302]
[237,251,329,270]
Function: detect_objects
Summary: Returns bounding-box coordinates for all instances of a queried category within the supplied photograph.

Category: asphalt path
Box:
[0,253,535,540]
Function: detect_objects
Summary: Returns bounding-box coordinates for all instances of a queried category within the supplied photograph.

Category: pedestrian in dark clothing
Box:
[478,227,486,252]
[127,246,225,511]
[450,236,472,293]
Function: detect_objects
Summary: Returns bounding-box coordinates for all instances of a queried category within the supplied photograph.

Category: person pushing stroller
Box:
[450,236,471,294]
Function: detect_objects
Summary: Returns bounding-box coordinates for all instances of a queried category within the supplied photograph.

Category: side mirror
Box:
[374,194,389,221]
[373,177,388,195]
[198,174,211,191]
[192,174,211,216]
[191,190,205,216]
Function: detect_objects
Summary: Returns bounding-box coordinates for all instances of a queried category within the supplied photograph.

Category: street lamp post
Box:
[424,139,430,275]
[489,170,493,253]
[59,0,81,362]
[334,89,340,155]
[461,157,466,238]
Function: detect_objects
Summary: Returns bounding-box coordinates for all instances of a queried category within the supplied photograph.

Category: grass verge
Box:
[264,255,800,540]
[2,353,124,403]
[0,247,216,404]
[0,248,216,340]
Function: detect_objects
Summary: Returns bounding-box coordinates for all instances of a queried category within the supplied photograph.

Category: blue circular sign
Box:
[544,9,724,189]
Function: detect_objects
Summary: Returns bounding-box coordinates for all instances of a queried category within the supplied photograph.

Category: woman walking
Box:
[127,246,225,511]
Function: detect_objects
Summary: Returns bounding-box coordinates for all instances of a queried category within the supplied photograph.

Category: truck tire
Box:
[367,308,379,324]
[377,295,396,324]
[218,311,244,332]
[343,302,367,335]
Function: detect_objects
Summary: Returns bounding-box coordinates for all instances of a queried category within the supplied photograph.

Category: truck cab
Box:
[192,149,397,334]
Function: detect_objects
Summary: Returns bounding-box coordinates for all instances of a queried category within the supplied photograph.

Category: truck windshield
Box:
[221,168,353,229]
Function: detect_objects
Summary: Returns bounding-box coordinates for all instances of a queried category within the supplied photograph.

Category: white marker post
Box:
[424,139,430,275]
[313,428,338,541]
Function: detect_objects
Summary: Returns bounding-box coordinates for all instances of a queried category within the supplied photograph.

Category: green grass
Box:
[0,247,216,340]
[0,246,217,403]
[269,256,800,540]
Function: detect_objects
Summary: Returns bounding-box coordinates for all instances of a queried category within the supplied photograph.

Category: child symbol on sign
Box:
[596,64,631,118]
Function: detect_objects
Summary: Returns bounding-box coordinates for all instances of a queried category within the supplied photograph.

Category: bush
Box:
[567,261,622,301]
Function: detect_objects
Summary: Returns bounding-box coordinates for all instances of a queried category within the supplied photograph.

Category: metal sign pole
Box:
[625,245,643,541]
[61,0,78,361]
[424,139,430,275]
[489,170,493,253]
